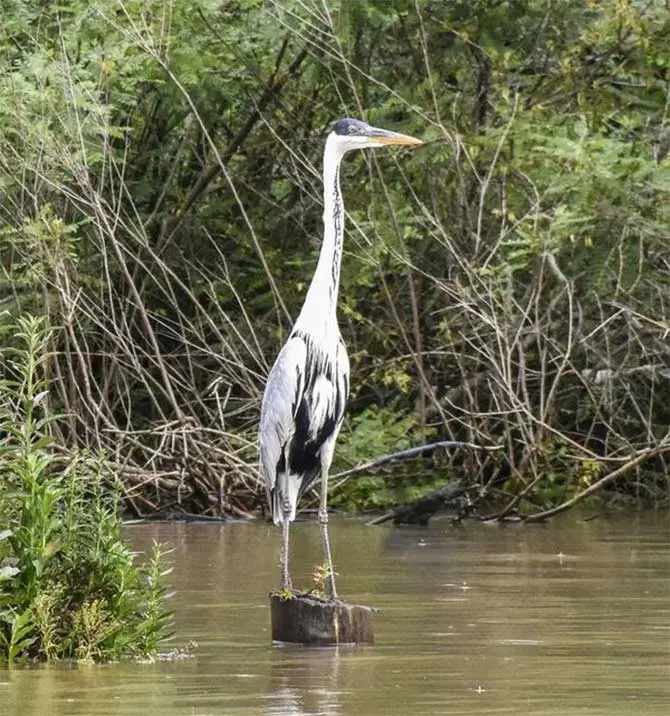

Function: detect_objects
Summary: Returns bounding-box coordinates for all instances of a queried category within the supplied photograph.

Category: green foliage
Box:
[308,563,336,599]
[0,316,172,663]
[0,0,669,516]
[338,405,417,465]
[334,470,448,513]
[333,405,445,510]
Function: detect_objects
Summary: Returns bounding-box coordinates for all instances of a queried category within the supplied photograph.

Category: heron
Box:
[259,118,423,597]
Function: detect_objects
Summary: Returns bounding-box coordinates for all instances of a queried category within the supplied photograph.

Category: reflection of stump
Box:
[270,591,376,645]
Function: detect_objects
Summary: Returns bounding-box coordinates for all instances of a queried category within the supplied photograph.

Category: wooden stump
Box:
[270,591,376,645]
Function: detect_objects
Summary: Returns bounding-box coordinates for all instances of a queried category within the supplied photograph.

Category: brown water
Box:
[2,514,669,715]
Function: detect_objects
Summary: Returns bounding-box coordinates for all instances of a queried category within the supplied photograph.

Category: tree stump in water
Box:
[270,591,376,645]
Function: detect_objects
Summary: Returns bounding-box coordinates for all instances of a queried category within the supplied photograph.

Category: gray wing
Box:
[259,334,307,502]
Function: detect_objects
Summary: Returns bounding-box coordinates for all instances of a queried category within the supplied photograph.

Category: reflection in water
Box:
[3,514,669,716]
[265,647,341,716]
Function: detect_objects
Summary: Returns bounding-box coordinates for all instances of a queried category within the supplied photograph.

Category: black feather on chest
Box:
[283,330,347,490]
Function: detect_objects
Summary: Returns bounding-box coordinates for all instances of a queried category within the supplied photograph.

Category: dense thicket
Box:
[1,0,669,517]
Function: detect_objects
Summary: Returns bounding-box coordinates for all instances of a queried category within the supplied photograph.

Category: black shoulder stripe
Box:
[291,361,304,418]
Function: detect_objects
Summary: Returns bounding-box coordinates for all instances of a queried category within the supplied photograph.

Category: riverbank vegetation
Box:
[0,317,172,662]
[1,0,669,522]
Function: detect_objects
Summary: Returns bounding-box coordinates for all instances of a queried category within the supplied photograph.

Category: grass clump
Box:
[0,316,172,663]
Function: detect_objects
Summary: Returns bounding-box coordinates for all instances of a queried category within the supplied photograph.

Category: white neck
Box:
[296,135,345,330]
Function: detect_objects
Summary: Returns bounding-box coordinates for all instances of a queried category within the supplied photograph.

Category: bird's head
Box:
[327,118,423,155]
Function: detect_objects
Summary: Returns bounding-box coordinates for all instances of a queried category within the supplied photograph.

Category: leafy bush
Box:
[0,1,668,517]
[330,405,447,510]
[0,316,172,663]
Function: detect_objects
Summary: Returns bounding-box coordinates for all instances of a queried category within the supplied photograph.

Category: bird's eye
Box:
[347,125,357,135]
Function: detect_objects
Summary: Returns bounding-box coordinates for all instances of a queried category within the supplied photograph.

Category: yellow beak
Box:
[367,127,423,146]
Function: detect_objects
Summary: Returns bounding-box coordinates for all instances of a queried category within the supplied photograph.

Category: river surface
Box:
[2,513,669,715]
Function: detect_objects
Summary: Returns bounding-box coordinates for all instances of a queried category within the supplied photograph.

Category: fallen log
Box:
[331,441,501,484]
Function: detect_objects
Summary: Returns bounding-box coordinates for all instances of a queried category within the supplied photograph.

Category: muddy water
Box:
[2,513,669,715]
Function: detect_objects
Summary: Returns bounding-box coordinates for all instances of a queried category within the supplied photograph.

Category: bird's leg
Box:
[280,515,292,592]
[318,467,338,599]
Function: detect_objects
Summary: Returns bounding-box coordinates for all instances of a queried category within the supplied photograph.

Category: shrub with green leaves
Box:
[0,316,172,663]
[0,1,669,516]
